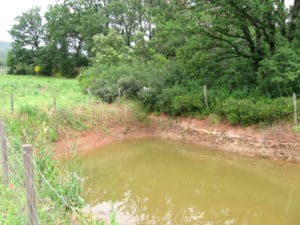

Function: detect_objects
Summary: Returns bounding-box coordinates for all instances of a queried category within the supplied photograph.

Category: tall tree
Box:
[8,7,44,74]
[10,7,44,51]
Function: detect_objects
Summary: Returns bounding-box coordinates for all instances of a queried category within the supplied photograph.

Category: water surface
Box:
[83,138,300,225]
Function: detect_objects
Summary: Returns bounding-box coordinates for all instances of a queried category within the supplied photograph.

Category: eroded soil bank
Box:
[53,113,300,163]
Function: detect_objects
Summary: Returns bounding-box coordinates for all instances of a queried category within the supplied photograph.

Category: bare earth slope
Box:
[53,112,300,163]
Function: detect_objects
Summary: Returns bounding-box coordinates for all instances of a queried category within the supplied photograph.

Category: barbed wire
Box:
[2,134,90,225]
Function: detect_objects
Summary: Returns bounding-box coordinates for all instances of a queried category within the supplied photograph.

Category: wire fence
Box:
[0,119,93,225]
[2,90,93,113]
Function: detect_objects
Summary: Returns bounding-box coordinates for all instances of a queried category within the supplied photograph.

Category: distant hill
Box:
[0,41,11,65]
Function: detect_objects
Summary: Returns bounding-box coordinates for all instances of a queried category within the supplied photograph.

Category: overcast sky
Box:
[0,0,296,42]
[0,0,56,42]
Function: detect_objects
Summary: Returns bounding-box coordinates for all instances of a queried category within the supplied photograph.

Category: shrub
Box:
[118,75,142,99]
[171,93,204,116]
[78,56,296,126]
[154,85,186,113]
[221,97,293,126]
[90,79,118,103]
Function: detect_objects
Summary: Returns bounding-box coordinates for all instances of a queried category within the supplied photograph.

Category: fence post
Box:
[87,89,91,106]
[293,93,298,125]
[118,88,121,98]
[203,85,208,109]
[0,120,9,186]
[22,144,39,225]
[10,93,14,113]
[53,96,56,112]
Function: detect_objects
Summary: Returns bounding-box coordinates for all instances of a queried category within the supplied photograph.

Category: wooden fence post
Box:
[203,85,208,109]
[0,120,9,186]
[53,96,56,112]
[118,88,121,98]
[293,93,298,125]
[10,93,14,113]
[22,144,39,225]
[87,89,91,106]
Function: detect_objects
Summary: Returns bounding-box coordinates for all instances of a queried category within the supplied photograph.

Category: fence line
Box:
[2,91,94,113]
[0,121,89,225]
[2,90,298,123]
[5,139,69,225]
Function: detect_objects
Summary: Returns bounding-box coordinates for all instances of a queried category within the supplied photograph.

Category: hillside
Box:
[0,41,11,65]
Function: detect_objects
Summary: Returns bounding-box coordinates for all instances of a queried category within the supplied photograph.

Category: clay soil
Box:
[52,112,300,163]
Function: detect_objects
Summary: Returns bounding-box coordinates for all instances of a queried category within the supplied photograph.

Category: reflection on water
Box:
[82,138,300,225]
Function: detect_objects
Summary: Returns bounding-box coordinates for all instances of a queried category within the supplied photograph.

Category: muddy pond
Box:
[82,138,300,225]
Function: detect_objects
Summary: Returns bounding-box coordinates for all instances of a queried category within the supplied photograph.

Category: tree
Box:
[8,7,44,74]
[45,2,86,77]
[10,7,44,51]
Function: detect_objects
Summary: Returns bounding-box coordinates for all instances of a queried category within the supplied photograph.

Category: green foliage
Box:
[79,59,184,106]
[221,97,293,126]
[91,31,132,65]
[10,7,44,50]
[257,46,300,97]
[12,63,34,75]
[8,7,44,75]
[6,0,300,126]
[171,93,204,116]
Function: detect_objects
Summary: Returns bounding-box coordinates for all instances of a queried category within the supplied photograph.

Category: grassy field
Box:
[0,74,89,111]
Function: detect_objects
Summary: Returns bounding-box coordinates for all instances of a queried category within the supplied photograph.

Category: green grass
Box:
[0,74,89,111]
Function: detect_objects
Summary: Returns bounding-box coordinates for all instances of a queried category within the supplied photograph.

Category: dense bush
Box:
[78,60,183,103]
[79,58,298,126]
[171,93,204,116]
[221,97,293,126]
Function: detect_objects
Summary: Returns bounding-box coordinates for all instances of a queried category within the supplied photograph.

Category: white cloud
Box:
[0,0,56,42]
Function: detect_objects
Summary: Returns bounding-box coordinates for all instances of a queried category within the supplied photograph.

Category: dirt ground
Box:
[53,114,300,163]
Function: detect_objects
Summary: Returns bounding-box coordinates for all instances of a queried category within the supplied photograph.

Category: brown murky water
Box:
[82,138,300,225]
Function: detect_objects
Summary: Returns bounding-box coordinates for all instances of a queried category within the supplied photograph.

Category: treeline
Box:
[8,0,300,124]
[7,0,157,76]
